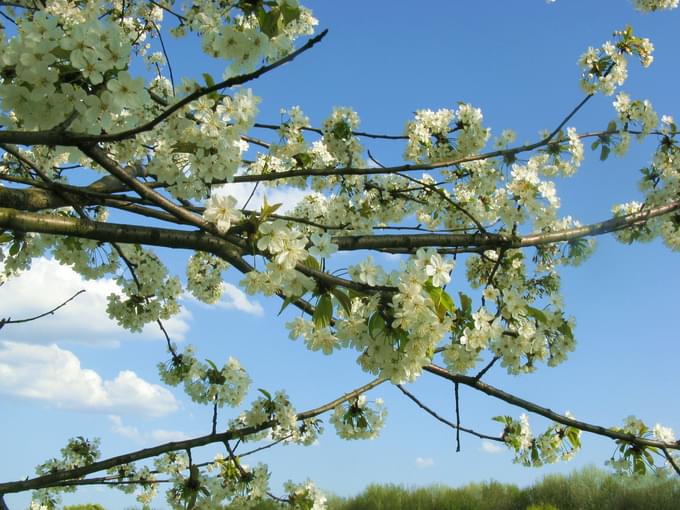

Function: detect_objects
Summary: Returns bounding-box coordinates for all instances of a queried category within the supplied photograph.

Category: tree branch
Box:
[662,447,680,476]
[0,31,328,147]
[333,199,680,251]
[0,290,85,328]
[396,384,502,442]
[423,364,680,451]
[0,376,385,495]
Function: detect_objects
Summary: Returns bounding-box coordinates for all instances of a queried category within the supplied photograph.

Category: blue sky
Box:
[1,1,680,508]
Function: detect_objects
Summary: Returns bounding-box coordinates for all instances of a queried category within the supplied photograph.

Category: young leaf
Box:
[600,144,610,161]
[278,293,302,316]
[368,312,386,339]
[459,292,472,315]
[526,306,547,324]
[302,255,321,272]
[330,288,352,316]
[280,3,301,24]
[313,293,333,328]
[427,286,456,320]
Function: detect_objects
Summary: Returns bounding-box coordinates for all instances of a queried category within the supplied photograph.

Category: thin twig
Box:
[212,402,218,436]
[0,290,85,328]
[474,356,500,381]
[395,384,503,442]
[454,382,461,452]
[662,447,680,476]
[151,20,175,96]
[238,436,292,458]
[148,0,186,24]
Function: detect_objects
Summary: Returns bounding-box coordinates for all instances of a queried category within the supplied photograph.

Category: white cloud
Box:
[214,182,308,214]
[480,440,505,454]
[0,258,191,347]
[415,456,434,469]
[0,341,178,417]
[182,282,264,316]
[149,429,190,443]
[381,252,405,262]
[109,415,189,444]
[217,283,264,316]
[109,414,142,440]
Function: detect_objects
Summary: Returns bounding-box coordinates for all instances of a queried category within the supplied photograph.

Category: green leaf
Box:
[278,293,302,315]
[591,140,600,150]
[600,145,610,161]
[368,312,386,339]
[258,8,282,38]
[313,293,333,328]
[330,288,352,316]
[302,255,320,272]
[331,121,352,140]
[260,196,282,221]
[257,388,272,400]
[558,322,574,341]
[607,120,617,133]
[293,152,313,169]
[202,73,216,88]
[566,428,581,449]
[280,3,301,24]
[526,306,547,324]
[427,286,456,320]
[459,292,472,315]
[531,445,540,464]
[9,241,20,256]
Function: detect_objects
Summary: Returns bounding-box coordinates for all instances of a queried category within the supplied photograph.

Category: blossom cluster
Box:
[186,252,230,304]
[606,416,678,475]
[634,0,679,11]
[330,394,387,440]
[578,26,654,95]
[158,345,251,408]
[495,414,582,467]
[106,244,182,331]
[322,107,364,166]
[404,103,490,163]
[31,437,102,508]
[230,389,321,445]
[613,92,659,138]
[106,462,158,505]
[284,479,328,510]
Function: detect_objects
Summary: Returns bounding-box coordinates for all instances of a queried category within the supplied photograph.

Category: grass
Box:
[323,466,680,510]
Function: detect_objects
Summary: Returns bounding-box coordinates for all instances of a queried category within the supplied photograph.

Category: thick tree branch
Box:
[423,364,680,451]
[333,199,680,251]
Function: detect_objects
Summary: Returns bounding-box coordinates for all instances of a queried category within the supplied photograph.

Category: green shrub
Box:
[326,466,680,510]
